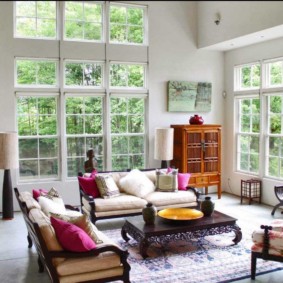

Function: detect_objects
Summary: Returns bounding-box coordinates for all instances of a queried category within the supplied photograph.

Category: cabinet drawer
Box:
[196,176,209,184]
[209,175,220,183]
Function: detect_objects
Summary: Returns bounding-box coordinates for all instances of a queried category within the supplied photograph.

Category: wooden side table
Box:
[241,179,262,205]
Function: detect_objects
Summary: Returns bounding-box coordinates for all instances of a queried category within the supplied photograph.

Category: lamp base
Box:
[161,160,170,169]
[2,169,14,220]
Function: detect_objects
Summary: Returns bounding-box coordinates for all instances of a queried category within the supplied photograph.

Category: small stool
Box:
[241,179,262,205]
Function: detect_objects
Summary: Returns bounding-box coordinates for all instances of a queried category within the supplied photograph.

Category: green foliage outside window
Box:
[111,97,145,170]
[17,96,59,180]
[241,64,260,89]
[17,59,57,86]
[110,5,144,44]
[15,1,56,38]
[64,1,102,41]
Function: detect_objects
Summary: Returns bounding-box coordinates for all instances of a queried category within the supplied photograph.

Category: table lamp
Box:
[154,128,174,168]
[0,132,18,220]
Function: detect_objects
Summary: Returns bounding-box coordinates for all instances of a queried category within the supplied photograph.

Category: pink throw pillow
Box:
[178,173,191,190]
[50,217,96,252]
[78,175,100,198]
[32,189,48,201]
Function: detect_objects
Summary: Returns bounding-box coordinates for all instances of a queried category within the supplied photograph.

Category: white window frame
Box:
[63,1,105,43]
[63,59,105,89]
[109,2,148,46]
[14,1,58,40]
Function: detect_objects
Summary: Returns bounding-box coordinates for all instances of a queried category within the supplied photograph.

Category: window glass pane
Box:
[109,4,144,45]
[239,64,260,90]
[17,96,59,180]
[65,62,102,87]
[269,96,283,134]
[66,96,104,176]
[64,1,102,41]
[270,61,283,86]
[112,136,128,154]
[17,59,57,86]
[15,1,56,39]
[110,64,145,88]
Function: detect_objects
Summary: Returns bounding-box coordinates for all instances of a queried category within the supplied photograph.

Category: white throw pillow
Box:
[119,169,156,198]
[38,196,66,216]
[156,168,178,192]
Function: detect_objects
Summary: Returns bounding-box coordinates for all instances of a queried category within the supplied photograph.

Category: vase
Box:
[142,203,157,225]
[189,114,204,125]
[200,196,215,216]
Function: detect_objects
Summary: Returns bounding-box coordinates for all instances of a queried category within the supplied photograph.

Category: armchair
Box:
[251,219,283,279]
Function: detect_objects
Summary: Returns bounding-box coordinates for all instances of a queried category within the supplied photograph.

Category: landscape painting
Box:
[167,81,212,112]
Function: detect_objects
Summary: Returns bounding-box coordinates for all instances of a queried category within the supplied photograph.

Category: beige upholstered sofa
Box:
[78,169,200,224]
[14,187,130,283]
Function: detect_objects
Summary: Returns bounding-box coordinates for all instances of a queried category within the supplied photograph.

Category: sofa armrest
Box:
[187,186,201,208]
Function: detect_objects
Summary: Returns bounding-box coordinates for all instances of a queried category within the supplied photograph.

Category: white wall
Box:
[198,1,283,48]
[0,1,224,212]
[223,37,283,206]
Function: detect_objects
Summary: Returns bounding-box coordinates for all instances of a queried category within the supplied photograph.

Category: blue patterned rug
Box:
[103,229,283,283]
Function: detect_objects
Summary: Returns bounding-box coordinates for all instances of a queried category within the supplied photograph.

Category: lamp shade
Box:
[0,132,18,169]
[154,128,174,161]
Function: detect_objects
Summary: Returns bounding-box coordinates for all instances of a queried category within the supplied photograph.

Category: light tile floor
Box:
[1,192,283,282]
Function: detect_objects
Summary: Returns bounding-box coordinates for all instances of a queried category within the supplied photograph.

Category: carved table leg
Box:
[232,225,242,245]
[121,225,130,242]
[139,237,150,259]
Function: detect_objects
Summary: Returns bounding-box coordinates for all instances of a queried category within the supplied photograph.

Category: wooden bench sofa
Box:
[14,187,131,283]
[78,168,200,224]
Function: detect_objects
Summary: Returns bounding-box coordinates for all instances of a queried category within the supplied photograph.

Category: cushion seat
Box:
[143,190,197,207]
[83,193,147,212]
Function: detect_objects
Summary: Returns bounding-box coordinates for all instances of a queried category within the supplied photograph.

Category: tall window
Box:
[109,3,146,45]
[15,1,57,39]
[235,58,283,180]
[111,96,145,170]
[14,2,148,180]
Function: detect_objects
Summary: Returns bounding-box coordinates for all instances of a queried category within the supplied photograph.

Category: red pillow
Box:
[178,173,191,190]
[78,176,100,198]
[50,216,96,252]
[32,189,48,201]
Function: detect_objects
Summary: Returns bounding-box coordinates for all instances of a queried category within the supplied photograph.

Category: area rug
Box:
[103,229,283,283]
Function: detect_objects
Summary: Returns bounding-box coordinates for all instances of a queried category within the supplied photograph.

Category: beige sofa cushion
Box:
[93,193,147,212]
[143,190,197,207]
[19,191,41,211]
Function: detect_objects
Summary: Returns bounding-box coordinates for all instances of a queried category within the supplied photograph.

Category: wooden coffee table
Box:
[121,210,242,258]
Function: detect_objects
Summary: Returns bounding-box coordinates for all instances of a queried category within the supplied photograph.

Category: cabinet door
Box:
[186,130,203,173]
[203,130,219,173]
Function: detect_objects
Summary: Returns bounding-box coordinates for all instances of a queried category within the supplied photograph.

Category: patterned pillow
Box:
[156,169,178,192]
[38,195,66,216]
[50,213,103,244]
[95,174,120,199]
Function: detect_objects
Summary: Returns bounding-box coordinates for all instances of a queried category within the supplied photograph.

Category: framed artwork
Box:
[167,81,212,112]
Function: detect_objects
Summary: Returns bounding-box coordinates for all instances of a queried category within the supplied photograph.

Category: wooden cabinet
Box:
[170,124,222,199]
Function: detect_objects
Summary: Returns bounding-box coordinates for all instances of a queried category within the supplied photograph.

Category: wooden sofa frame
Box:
[251,225,283,279]
[78,169,201,224]
[14,187,131,283]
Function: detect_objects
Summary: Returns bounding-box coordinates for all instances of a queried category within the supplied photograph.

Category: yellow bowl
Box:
[158,208,204,220]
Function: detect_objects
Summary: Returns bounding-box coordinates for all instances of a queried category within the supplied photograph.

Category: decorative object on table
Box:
[0,132,18,220]
[241,179,261,205]
[142,202,157,225]
[158,208,204,220]
[200,196,215,216]
[271,186,283,215]
[154,128,174,168]
[167,81,212,112]
[189,114,204,125]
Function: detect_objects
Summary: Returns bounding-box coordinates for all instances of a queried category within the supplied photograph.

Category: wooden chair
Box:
[271,186,283,215]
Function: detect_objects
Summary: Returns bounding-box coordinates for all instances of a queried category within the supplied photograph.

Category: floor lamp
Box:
[154,128,174,169]
[0,132,18,220]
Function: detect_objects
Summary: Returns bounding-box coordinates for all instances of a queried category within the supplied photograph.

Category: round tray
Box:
[158,208,204,220]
